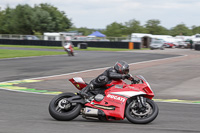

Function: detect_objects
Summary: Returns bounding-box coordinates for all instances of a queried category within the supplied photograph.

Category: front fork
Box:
[137,96,147,108]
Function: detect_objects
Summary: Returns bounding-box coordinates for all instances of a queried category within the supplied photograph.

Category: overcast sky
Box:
[0,0,200,29]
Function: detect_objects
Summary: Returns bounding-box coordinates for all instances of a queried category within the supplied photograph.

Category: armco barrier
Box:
[0,39,141,49]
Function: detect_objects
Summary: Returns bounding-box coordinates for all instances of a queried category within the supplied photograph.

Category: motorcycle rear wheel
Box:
[71,51,74,56]
[49,93,82,121]
[125,98,158,124]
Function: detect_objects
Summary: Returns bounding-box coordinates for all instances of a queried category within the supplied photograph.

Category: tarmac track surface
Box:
[0,49,178,82]
[0,48,200,133]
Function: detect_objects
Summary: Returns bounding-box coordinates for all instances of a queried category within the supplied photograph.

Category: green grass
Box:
[0,45,63,49]
[0,44,150,59]
[0,49,66,59]
[0,44,149,51]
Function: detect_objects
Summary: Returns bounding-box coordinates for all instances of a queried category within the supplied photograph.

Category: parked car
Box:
[178,41,189,48]
[164,43,176,48]
[23,35,39,40]
[150,40,165,50]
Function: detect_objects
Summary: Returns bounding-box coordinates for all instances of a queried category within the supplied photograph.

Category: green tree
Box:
[145,19,169,35]
[104,22,125,37]
[0,7,14,34]
[32,6,53,33]
[170,24,192,36]
[38,3,72,32]
[11,4,35,34]
[124,19,147,35]
[0,4,72,34]
[191,25,200,35]
[77,27,95,36]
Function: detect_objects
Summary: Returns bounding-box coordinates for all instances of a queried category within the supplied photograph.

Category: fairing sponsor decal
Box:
[106,94,126,102]
[110,91,146,97]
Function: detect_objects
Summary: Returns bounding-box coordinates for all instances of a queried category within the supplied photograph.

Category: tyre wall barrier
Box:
[194,44,200,51]
[77,43,88,49]
[0,39,141,49]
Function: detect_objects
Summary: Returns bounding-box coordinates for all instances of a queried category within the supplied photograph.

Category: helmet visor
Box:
[124,69,129,74]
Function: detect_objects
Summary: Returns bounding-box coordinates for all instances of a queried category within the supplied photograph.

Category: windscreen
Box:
[136,75,153,92]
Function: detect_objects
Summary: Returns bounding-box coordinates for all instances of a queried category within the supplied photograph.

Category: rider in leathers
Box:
[80,61,138,97]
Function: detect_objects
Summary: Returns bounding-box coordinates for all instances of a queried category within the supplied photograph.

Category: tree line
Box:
[71,19,200,37]
[0,3,72,35]
[0,3,200,37]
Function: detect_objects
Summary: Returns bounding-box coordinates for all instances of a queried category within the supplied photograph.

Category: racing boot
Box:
[80,83,94,98]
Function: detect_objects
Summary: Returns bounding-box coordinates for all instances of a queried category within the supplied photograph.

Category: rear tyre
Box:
[68,52,72,56]
[125,98,159,124]
[71,52,74,56]
[49,93,82,121]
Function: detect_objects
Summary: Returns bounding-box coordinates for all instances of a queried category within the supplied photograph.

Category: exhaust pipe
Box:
[82,107,106,120]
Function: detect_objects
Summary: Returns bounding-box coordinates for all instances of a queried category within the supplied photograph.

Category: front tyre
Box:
[125,98,159,124]
[49,93,82,121]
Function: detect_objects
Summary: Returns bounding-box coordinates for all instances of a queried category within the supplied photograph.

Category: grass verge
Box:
[0,49,66,59]
[0,44,63,49]
[0,44,149,59]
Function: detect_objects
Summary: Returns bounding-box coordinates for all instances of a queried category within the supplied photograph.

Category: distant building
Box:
[131,33,198,48]
[131,33,152,48]
[131,33,174,48]
[44,31,82,41]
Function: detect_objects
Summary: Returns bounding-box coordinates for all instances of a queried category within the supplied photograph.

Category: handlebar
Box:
[129,76,140,84]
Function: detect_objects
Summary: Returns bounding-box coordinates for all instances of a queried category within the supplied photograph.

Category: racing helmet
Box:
[114,61,129,74]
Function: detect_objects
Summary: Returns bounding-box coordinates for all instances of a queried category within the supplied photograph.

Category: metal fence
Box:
[0,34,131,42]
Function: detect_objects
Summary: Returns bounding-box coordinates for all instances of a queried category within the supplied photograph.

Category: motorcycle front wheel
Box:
[125,98,159,124]
[49,93,82,121]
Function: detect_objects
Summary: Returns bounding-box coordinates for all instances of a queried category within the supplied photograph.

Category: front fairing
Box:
[105,76,154,99]
[85,77,154,119]
[135,75,154,99]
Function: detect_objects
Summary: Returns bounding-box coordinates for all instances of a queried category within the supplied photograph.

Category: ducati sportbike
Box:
[49,75,159,124]
[65,46,74,56]
[63,42,74,56]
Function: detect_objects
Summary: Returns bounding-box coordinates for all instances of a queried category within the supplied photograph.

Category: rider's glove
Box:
[122,74,131,80]
[132,79,140,84]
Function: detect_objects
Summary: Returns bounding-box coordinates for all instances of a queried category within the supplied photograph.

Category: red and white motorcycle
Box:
[49,75,159,124]
[63,42,74,56]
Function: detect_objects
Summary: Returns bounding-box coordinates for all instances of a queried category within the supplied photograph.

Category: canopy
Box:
[88,31,106,37]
